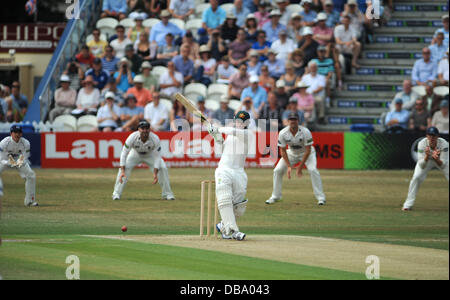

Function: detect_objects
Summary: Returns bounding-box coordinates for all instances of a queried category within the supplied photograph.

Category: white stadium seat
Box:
[143,18,161,29]
[205,99,220,111]
[207,83,228,100]
[228,100,242,111]
[77,115,99,132]
[412,85,426,97]
[195,3,210,18]
[184,83,207,101]
[119,18,136,29]
[96,18,119,38]
[53,115,77,132]
[169,18,185,30]
[160,99,173,112]
[433,86,449,97]
[151,66,168,80]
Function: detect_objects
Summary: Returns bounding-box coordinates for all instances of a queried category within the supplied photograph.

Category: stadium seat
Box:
[228,100,242,111]
[143,18,160,29]
[160,99,173,112]
[151,66,168,80]
[119,18,136,29]
[184,83,207,101]
[185,18,203,38]
[220,3,234,14]
[207,84,228,100]
[77,115,99,132]
[195,3,210,18]
[96,18,119,39]
[86,33,107,43]
[434,86,449,97]
[412,85,426,97]
[53,115,78,132]
[169,18,185,30]
[205,100,220,112]
[287,4,304,14]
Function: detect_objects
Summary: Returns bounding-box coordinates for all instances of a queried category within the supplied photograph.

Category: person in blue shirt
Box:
[385,98,411,133]
[433,15,449,49]
[262,10,287,44]
[85,58,110,90]
[101,0,127,20]
[263,49,285,80]
[6,81,28,122]
[300,0,317,26]
[172,44,194,83]
[202,0,227,33]
[324,0,341,28]
[233,0,251,27]
[240,75,268,111]
[149,10,185,47]
[429,32,447,62]
[411,48,438,86]
[251,30,271,62]
[114,58,136,93]
[102,45,120,76]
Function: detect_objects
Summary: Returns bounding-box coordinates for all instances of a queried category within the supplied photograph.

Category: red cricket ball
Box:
[121,226,127,232]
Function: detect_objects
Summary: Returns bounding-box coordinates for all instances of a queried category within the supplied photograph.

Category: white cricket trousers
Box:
[403,161,449,209]
[0,162,36,205]
[113,150,174,199]
[215,167,248,235]
[272,152,326,202]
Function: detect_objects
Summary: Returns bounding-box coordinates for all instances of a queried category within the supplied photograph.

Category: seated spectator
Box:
[313,13,334,47]
[134,32,154,62]
[384,98,410,133]
[128,2,149,19]
[194,45,217,86]
[169,0,195,21]
[280,62,300,95]
[412,48,438,86]
[430,100,449,134]
[119,94,144,131]
[160,60,184,99]
[408,99,430,135]
[438,49,449,86]
[63,61,84,91]
[228,63,250,99]
[127,15,149,44]
[244,14,258,44]
[286,12,303,43]
[221,13,240,44]
[124,44,143,75]
[262,10,287,44]
[101,0,127,20]
[430,32,447,62]
[212,96,235,126]
[75,45,96,72]
[149,0,169,17]
[247,50,262,76]
[334,15,361,69]
[140,61,158,92]
[254,1,270,29]
[292,81,315,123]
[252,30,271,62]
[183,31,200,61]
[270,30,296,62]
[433,15,449,48]
[274,79,290,109]
[240,75,268,111]
[144,91,169,131]
[217,56,237,84]
[301,61,327,123]
[192,96,213,131]
[102,45,120,76]
[170,99,192,131]
[97,93,121,131]
[0,86,7,122]
[202,0,226,33]
[85,58,109,90]
[276,0,291,26]
[49,75,77,122]
[233,0,251,28]
[110,25,133,59]
[228,28,252,67]
[344,0,365,39]
[300,0,317,27]
[290,49,307,77]
[282,96,305,126]
[172,44,194,83]
[390,79,419,111]
[323,0,341,28]
[126,75,152,107]
[263,49,285,80]
[114,58,135,93]
[5,81,28,122]
[153,33,179,66]
[72,76,101,117]
[207,29,227,61]
[149,10,185,47]
[311,45,336,97]
[298,27,319,64]
[426,85,440,114]
[88,28,108,58]
[259,65,276,93]
[258,92,284,131]
[101,77,125,105]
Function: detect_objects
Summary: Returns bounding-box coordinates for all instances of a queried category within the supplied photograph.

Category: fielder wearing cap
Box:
[402,127,449,211]
[112,119,175,201]
[0,124,37,206]
[206,110,251,241]
[266,111,326,205]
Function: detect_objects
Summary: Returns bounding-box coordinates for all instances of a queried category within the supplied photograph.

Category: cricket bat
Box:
[175,93,211,125]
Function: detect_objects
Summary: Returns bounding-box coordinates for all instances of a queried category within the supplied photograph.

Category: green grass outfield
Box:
[0,168,448,280]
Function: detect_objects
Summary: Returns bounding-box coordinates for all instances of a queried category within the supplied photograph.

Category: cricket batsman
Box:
[266,112,326,205]
[0,124,37,206]
[112,120,175,200]
[402,127,449,211]
[208,111,251,241]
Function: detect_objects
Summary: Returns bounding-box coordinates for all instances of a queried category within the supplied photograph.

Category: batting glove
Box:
[16,155,25,168]
[8,155,17,167]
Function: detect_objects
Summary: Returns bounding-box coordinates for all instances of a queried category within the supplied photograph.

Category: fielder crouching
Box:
[0,125,37,206]
[208,111,251,241]
[112,120,175,201]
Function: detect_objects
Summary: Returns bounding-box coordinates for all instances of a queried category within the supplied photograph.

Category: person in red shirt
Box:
[76,45,96,72]
[126,75,152,107]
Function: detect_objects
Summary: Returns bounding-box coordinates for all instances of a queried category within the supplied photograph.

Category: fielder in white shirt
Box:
[112,120,175,200]
[402,127,449,211]
[207,111,251,241]
[266,112,326,205]
[0,125,37,206]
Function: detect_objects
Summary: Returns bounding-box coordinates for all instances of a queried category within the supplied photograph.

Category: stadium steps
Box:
[391,11,446,19]
[315,123,384,132]
[358,58,416,66]
[345,74,409,82]
[362,50,421,60]
[374,26,436,35]
[363,43,427,50]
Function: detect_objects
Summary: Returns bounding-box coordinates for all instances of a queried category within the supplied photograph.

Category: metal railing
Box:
[26,0,102,122]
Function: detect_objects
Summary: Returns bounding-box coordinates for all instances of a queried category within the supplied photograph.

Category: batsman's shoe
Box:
[402,207,412,211]
[164,195,175,200]
[112,193,120,201]
[26,202,39,207]
[216,222,232,239]
[318,200,326,206]
[232,231,246,241]
[265,197,281,205]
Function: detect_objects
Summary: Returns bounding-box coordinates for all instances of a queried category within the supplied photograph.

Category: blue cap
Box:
[426,127,439,136]
[138,120,150,129]
[10,124,22,133]
[440,100,448,108]
[197,95,205,102]
[394,98,403,104]
[197,28,207,35]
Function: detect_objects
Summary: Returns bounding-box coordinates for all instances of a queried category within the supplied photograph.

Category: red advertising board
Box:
[41,132,344,169]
